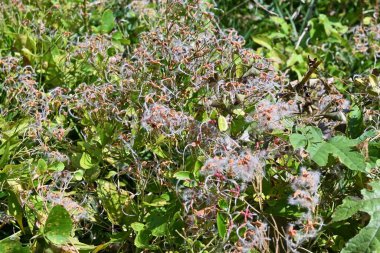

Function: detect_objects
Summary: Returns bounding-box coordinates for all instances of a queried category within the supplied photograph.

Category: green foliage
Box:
[43,205,73,245]
[0,236,30,253]
[0,0,379,252]
[96,179,135,226]
[333,181,380,252]
[290,127,367,172]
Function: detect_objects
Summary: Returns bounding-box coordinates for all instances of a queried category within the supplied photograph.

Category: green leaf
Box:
[43,205,73,245]
[74,169,84,181]
[218,199,229,211]
[348,104,364,138]
[96,180,134,225]
[252,35,272,49]
[307,136,365,172]
[236,63,244,78]
[341,212,380,253]
[80,152,93,170]
[0,236,30,253]
[218,115,228,132]
[327,136,366,172]
[331,197,363,222]
[289,133,307,149]
[134,229,151,249]
[173,171,191,180]
[333,181,380,252]
[100,9,115,33]
[146,210,169,237]
[0,140,10,168]
[69,238,96,252]
[37,159,48,173]
[49,161,65,172]
[7,191,24,233]
[217,212,227,239]
[307,142,331,166]
[131,222,145,232]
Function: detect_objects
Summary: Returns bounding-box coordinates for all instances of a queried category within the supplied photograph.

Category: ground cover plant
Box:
[0,0,379,252]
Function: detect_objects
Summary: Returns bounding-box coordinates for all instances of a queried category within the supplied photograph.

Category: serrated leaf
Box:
[331,197,363,222]
[307,135,366,172]
[341,211,380,253]
[328,136,366,172]
[218,115,228,132]
[308,142,331,166]
[43,205,73,245]
[332,181,380,252]
[289,133,307,149]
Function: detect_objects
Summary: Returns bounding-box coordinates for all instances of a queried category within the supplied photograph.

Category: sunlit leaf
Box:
[43,205,73,245]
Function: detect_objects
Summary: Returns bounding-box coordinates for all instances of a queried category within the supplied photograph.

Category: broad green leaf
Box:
[328,136,366,172]
[134,229,151,249]
[80,152,93,170]
[74,169,84,181]
[48,161,65,172]
[342,212,380,253]
[286,53,303,68]
[333,181,380,252]
[146,210,169,237]
[100,10,115,33]
[307,142,331,166]
[43,205,73,245]
[232,109,245,116]
[217,212,227,239]
[131,222,145,232]
[7,191,24,233]
[173,171,191,180]
[319,14,334,36]
[218,115,228,132]
[96,180,134,225]
[0,236,30,253]
[348,104,364,138]
[289,133,307,149]
[37,159,48,173]
[331,197,363,222]
[270,16,290,34]
[301,126,323,144]
[306,135,365,172]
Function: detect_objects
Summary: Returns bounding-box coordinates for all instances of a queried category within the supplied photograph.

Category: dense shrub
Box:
[0,0,379,252]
